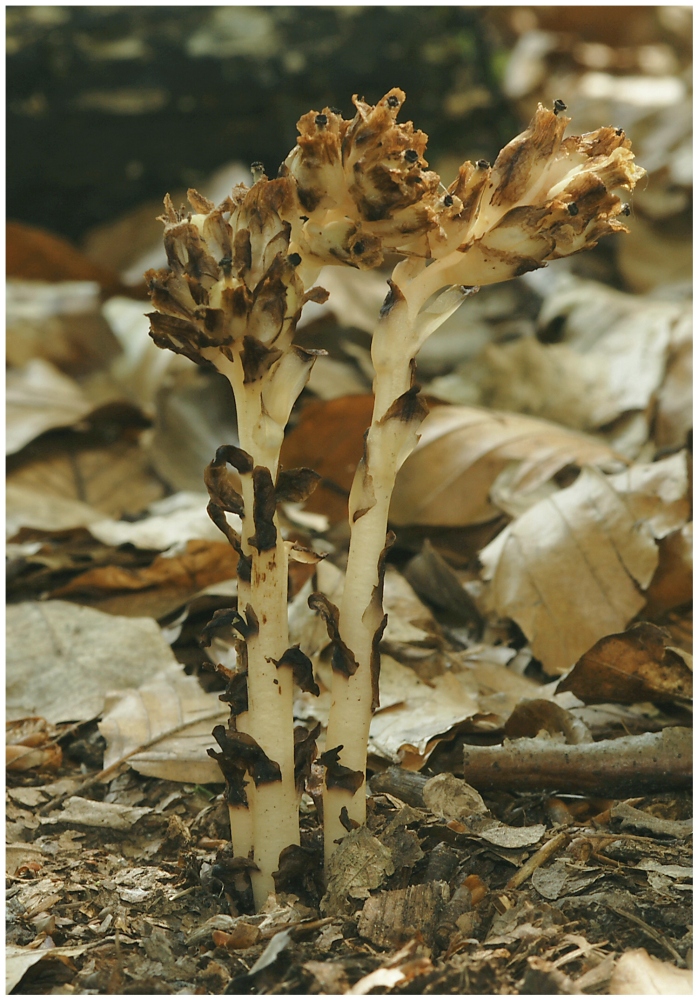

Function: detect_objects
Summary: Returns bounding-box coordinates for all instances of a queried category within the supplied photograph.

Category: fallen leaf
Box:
[99,665,227,784]
[610,801,693,838]
[52,539,238,598]
[7,601,179,723]
[531,860,604,900]
[368,658,480,768]
[8,432,165,518]
[479,454,689,674]
[89,492,241,551]
[7,221,127,294]
[465,816,546,849]
[644,523,693,616]
[41,796,152,830]
[391,405,623,527]
[7,278,122,375]
[322,826,395,916]
[557,622,693,706]
[609,948,692,995]
[422,773,487,821]
[305,354,370,400]
[6,944,88,995]
[298,264,389,335]
[425,276,689,455]
[7,359,94,455]
[6,484,105,538]
[655,336,692,450]
[280,395,373,524]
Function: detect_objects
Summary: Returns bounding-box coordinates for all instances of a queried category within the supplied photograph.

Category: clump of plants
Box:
[146,89,643,909]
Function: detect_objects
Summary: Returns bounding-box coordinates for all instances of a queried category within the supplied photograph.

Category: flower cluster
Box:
[146,179,327,369]
[281,87,442,269]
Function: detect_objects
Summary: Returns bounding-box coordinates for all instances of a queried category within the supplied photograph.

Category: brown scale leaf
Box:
[307,593,359,678]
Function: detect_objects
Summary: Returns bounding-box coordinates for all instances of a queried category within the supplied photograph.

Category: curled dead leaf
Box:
[557,622,692,706]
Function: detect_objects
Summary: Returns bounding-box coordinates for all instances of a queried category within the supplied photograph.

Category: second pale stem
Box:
[323,303,416,860]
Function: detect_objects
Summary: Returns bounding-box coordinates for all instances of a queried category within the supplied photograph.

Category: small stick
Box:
[505,831,569,890]
[606,904,686,967]
[37,710,224,815]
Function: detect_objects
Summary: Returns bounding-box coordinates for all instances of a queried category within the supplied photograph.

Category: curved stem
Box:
[322,293,418,863]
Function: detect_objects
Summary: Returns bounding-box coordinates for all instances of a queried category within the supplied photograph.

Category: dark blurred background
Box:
[7,6,516,242]
[7,5,692,293]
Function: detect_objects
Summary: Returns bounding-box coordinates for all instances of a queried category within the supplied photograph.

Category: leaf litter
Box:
[6,25,693,995]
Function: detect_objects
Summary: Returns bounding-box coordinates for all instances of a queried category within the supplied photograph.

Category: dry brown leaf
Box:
[7,221,127,294]
[7,279,122,375]
[644,523,693,616]
[391,405,623,527]
[557,622,692,706]
[655,336,692,450]
[6,944,88,995]
[6,717,62,772]
[7,601,178,723]
[298,264,389,335]
[51,539,238,598]
[6,484,105,538]
[479,453,689,674]
[8,434,165,518]
[426,277,690,455]
[280,395,374,523]
[7,360,94,455]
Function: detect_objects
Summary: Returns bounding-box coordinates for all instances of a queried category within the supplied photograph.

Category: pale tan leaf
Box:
[99,666,227,784]
[425,276,689,454]
[6,359,94,455]
[609,948,692,995]
[479,454,689,674]
[7,601,178,723]
[391,405,623,527]
[6,945,88,994]
[6,484,104,538]
[8,436,165,518]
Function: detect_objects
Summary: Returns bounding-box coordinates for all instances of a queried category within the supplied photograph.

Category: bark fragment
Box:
[358,881,450,949]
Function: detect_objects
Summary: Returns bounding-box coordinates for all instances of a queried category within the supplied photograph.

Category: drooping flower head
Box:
[409,103,646,303]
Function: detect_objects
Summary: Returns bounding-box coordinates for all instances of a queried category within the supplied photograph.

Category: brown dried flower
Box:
[282,88,442,269]
[146,179,326,367]
[409,104,645,303]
